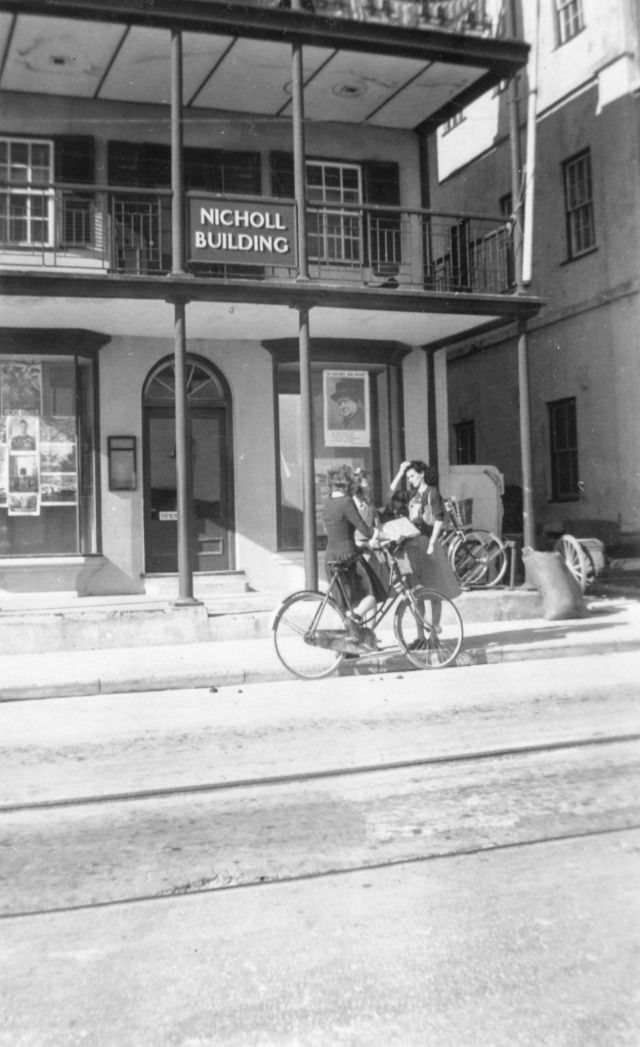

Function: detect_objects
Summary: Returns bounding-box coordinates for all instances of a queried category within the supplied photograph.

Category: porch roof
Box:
[0,0,528,133]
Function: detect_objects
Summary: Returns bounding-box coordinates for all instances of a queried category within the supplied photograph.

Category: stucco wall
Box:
[99,337,279,590]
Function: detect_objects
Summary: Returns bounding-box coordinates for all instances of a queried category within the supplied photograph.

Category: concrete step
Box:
[0,585,545,655]
[143,571,250,600]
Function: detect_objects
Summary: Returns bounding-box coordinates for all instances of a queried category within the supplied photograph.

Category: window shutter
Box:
[270,151,294,198]
[54,136,95,184]
[362,161,400,205]
[362,161,401,272]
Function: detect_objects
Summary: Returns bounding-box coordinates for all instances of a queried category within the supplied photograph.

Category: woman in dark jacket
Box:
[322,464,385,647]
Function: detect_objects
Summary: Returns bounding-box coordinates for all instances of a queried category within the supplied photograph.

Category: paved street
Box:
[1,651,639,1045]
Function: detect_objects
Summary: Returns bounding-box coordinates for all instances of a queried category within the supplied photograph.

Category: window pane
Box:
[0,355,97,554]
[564,151,595,258]
[277,364,383,550]
[549,398,578,500]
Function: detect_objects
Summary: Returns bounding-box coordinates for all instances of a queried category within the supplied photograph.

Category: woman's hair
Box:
[327,463,355,493]
[352,467,371,498]
[407,460,439,486]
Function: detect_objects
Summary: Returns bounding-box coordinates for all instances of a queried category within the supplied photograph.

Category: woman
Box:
[322,464,386,648]
[352,467,379,547]
[389,459,461,643]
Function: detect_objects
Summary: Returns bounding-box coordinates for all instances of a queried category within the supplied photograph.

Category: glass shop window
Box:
[277,363,394,551]
[0,354,98,555]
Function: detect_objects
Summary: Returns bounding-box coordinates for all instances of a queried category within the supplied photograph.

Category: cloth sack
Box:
[522,548,588,620]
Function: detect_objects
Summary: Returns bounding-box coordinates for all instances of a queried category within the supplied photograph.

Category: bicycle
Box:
[441,497,509,589]
[272,539,464,680]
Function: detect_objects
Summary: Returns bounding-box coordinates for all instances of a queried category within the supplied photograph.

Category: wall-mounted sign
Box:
[108,435,137,492]
[188,197,296,267]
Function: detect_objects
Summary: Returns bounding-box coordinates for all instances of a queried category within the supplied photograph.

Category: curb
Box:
[2,635,636,701]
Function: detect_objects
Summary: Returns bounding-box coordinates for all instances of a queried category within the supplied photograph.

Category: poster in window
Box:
[40,416,76,443]
[8,493,39,516]
[39,441,77,473]
[0,363,42,414]
[8,450,40,516]
[0,445,7,506]
[40,472,77,506]
[323,370,370,448]
[8,415,39,452]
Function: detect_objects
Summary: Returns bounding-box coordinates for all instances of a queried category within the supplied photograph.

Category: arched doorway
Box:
[142,355,233,573]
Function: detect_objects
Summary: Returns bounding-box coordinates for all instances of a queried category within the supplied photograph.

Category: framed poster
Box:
[108,436,137,491]
[323,369,370,448]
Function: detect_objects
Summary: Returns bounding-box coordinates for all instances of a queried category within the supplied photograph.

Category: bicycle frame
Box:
[323,544,420,633]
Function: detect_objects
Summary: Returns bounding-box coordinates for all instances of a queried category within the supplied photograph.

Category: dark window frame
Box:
[548,396,579,502]
[555,0,585,46]
[563,149,596,261]
[453,419,476,465]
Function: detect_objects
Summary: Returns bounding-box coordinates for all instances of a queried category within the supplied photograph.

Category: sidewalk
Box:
[1,589,638,700]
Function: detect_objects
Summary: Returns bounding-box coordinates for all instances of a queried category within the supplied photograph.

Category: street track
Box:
[1,728,640,815]
[1,726,639,921]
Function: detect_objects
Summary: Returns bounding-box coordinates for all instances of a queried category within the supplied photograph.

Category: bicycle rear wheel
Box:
[394,587,463,669]
[272,590,348,680]
[451,529,508,588]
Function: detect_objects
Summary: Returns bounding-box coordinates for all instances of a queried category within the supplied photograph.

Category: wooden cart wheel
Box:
[554,534,593,592]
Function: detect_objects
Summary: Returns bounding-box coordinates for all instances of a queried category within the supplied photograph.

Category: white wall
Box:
[99,336,281,590]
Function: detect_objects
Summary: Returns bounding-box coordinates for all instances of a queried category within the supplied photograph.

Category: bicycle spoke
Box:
[273,591,348,679]
[393,588,463,669]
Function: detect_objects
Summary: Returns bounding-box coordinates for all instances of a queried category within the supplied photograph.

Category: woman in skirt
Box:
[389,459,461,645]
[322,464,386,648]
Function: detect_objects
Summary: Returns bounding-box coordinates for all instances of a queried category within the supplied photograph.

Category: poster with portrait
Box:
[7,415,39,453]
[323,369,370,448]
[7,452,40,515]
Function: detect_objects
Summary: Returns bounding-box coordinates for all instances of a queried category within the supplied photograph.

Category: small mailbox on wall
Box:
[108,436,137,491]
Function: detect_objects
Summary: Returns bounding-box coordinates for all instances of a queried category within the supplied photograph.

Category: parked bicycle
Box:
[440,496,509,589]
[272,538,464,680]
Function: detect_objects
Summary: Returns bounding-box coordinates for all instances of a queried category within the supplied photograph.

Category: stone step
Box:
[143,571,250,600]
[0,586,544,655]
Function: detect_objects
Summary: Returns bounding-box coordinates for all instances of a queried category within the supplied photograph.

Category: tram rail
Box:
[2,729,640,816]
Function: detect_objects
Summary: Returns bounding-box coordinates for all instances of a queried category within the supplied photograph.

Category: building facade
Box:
[0,0,539,598]
[433,0,640,548]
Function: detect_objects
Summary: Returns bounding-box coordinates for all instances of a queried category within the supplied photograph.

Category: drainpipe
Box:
[509,0,537,550]
[521,0,539,289]
[291,3,317,589]
[170,28,196,603]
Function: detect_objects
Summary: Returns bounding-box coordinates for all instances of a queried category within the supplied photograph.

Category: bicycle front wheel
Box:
[394,587,463,669]
[272,590,348,680]
[451,529,508,588]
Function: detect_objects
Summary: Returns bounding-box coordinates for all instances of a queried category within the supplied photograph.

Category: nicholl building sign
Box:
[188,197,296,267]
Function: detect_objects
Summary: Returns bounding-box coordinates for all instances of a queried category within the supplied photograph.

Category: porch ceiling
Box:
[0,291,533,348]
[0,3,527,131]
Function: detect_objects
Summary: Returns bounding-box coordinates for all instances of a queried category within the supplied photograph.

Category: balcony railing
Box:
[0,183,514,295]
[246,0,504,37]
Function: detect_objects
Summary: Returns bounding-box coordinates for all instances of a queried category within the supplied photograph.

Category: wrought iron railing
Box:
[243,0,504,37]
[0,183,513,294]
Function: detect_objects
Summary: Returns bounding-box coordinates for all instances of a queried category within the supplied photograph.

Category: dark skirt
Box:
[402,536,461,600]
[325,551,389,611]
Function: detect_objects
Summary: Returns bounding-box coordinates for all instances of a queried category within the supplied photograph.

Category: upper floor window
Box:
[306,160,363,265]
[555,0,584,45]
[0,138,54,246]
[563,150,595,260]
[548,397,579,501]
